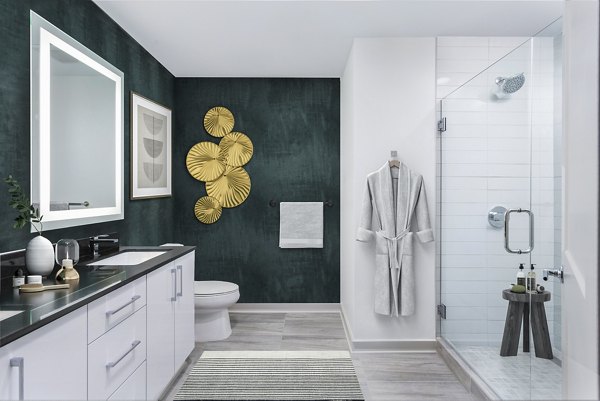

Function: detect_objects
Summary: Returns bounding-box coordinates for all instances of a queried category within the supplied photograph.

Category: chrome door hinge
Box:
[437,304,447,319]
[438,117,447,133]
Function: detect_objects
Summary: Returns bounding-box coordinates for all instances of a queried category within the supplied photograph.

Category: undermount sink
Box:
[0,310,24,322]
[88,251,166,266]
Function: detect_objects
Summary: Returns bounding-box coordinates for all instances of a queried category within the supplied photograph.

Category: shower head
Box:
[495,73,525,95]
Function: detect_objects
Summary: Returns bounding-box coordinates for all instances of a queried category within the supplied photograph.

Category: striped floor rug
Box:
[174,351,364,400]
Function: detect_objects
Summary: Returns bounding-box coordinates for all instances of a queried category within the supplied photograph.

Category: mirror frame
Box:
[30,11,124,231]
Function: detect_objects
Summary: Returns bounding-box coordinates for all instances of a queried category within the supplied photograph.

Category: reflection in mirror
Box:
[31,11,124,231]
[49,46,116,209]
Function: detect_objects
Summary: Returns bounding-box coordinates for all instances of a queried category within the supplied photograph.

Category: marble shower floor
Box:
[451,343,562,400]
[163,313,477,401]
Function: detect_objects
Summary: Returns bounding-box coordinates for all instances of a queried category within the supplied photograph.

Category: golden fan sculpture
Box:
[186,142,226,182]
[219,132,253,167]
[186,106,253,224]
[204,106,235,138]
[206,166,251,208]
[194,196,222,224]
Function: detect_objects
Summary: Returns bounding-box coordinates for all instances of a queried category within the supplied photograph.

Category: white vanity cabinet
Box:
[87,276,147,401]
[108,361,147,401]
[147,252,195,400]
[0,249,195,401]
[174,251,195,368]
[0,306,88,400]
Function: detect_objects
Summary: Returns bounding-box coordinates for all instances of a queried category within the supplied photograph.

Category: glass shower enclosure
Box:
[437,20,563,400]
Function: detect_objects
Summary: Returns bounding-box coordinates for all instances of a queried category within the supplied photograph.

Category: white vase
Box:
[26,235,55,276]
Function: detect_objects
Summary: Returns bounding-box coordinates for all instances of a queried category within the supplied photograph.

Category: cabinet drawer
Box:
[88,306,147,400]
[88,276,147,343]
[108,361,146,401]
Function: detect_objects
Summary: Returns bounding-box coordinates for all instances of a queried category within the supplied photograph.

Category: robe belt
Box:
[376,229,409,270]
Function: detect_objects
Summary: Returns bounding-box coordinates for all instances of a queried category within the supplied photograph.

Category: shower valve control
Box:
[488,206,507,229]
[542,266,564,283]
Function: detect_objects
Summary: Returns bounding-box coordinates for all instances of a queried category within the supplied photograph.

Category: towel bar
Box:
[269,200,333,207]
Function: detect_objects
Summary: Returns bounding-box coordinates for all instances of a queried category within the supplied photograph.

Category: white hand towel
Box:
[279,202,324,248]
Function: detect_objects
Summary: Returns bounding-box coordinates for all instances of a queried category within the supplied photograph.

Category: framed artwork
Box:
[130,92,172,199]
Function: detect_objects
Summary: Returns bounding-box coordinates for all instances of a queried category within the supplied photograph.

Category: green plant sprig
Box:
[4,175,43,235]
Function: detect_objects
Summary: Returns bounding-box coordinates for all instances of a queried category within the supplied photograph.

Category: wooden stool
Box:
[500,289,553,359]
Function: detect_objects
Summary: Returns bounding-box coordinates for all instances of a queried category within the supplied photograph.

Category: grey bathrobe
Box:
[357,162,433,317]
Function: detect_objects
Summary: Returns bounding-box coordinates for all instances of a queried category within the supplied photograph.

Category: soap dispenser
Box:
[516,263,526,287]
[527,264,536,293]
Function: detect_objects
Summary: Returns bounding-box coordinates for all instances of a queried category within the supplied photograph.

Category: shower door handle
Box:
[504,208,534,254]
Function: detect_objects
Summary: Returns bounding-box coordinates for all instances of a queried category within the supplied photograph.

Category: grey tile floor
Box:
[452,344,562,400]
[163,313,477,401]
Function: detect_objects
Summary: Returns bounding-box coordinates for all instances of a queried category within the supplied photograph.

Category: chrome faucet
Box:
[89,235,119,257]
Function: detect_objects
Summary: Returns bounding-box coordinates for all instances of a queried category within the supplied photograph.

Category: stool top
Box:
[502,289,551,302]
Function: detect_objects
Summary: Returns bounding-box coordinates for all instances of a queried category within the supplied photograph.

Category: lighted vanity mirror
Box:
[30,11,124,231]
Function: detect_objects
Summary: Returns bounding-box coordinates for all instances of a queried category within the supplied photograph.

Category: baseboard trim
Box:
[340,304,436,352]
[229,303,341,313]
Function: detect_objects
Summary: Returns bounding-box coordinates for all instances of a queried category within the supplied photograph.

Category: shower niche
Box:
[436,19,563,401]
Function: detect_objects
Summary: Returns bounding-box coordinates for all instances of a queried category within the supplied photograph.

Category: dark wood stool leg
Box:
[523,302,530,353]
[501,301,525,356]
[531,302,553,359]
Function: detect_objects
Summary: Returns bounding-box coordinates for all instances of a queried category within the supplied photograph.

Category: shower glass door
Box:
[528,20,563,401]
[438,20,562,400]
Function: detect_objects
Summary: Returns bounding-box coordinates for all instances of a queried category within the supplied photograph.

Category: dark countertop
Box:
[0,245,195,347]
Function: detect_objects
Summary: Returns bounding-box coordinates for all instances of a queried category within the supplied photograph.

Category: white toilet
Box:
[194,280,240,342]
[159,244,240,342]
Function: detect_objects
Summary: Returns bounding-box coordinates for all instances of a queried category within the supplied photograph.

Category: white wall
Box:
[341,38,437,344]
[437,36,529,99]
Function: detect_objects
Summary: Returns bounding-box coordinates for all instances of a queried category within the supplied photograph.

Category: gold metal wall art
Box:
[194,196,223,224]
[206,166,251,208]
[219,132,254,167]
[189,106,252,224]
[186,141,226,182]
[204,106,235,138]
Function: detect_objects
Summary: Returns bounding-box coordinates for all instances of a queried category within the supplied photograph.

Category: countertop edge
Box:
[0,246,196,347]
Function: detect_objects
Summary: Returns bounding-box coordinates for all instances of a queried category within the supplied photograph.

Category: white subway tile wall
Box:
[436,36,560,352]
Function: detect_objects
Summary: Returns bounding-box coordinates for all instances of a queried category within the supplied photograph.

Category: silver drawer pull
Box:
[106,295,141,316]
[106,340,141,368]
[171,268,177,301]
[10,357,24,400]
[176,265,183,297]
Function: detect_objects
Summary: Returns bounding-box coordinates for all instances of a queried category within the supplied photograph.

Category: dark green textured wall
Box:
[0,0,175,251]
[0,2,341,303]
[173,79,340,303]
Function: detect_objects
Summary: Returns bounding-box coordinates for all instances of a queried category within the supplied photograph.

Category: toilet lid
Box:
[194,280,239,296]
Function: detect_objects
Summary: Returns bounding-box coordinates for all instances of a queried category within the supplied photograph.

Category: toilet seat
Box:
[194,281,239,297]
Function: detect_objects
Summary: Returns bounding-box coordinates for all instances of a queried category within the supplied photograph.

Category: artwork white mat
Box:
[131,92,172,199]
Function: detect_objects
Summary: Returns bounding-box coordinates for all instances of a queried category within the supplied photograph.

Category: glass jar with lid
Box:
[55,239,79,267]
